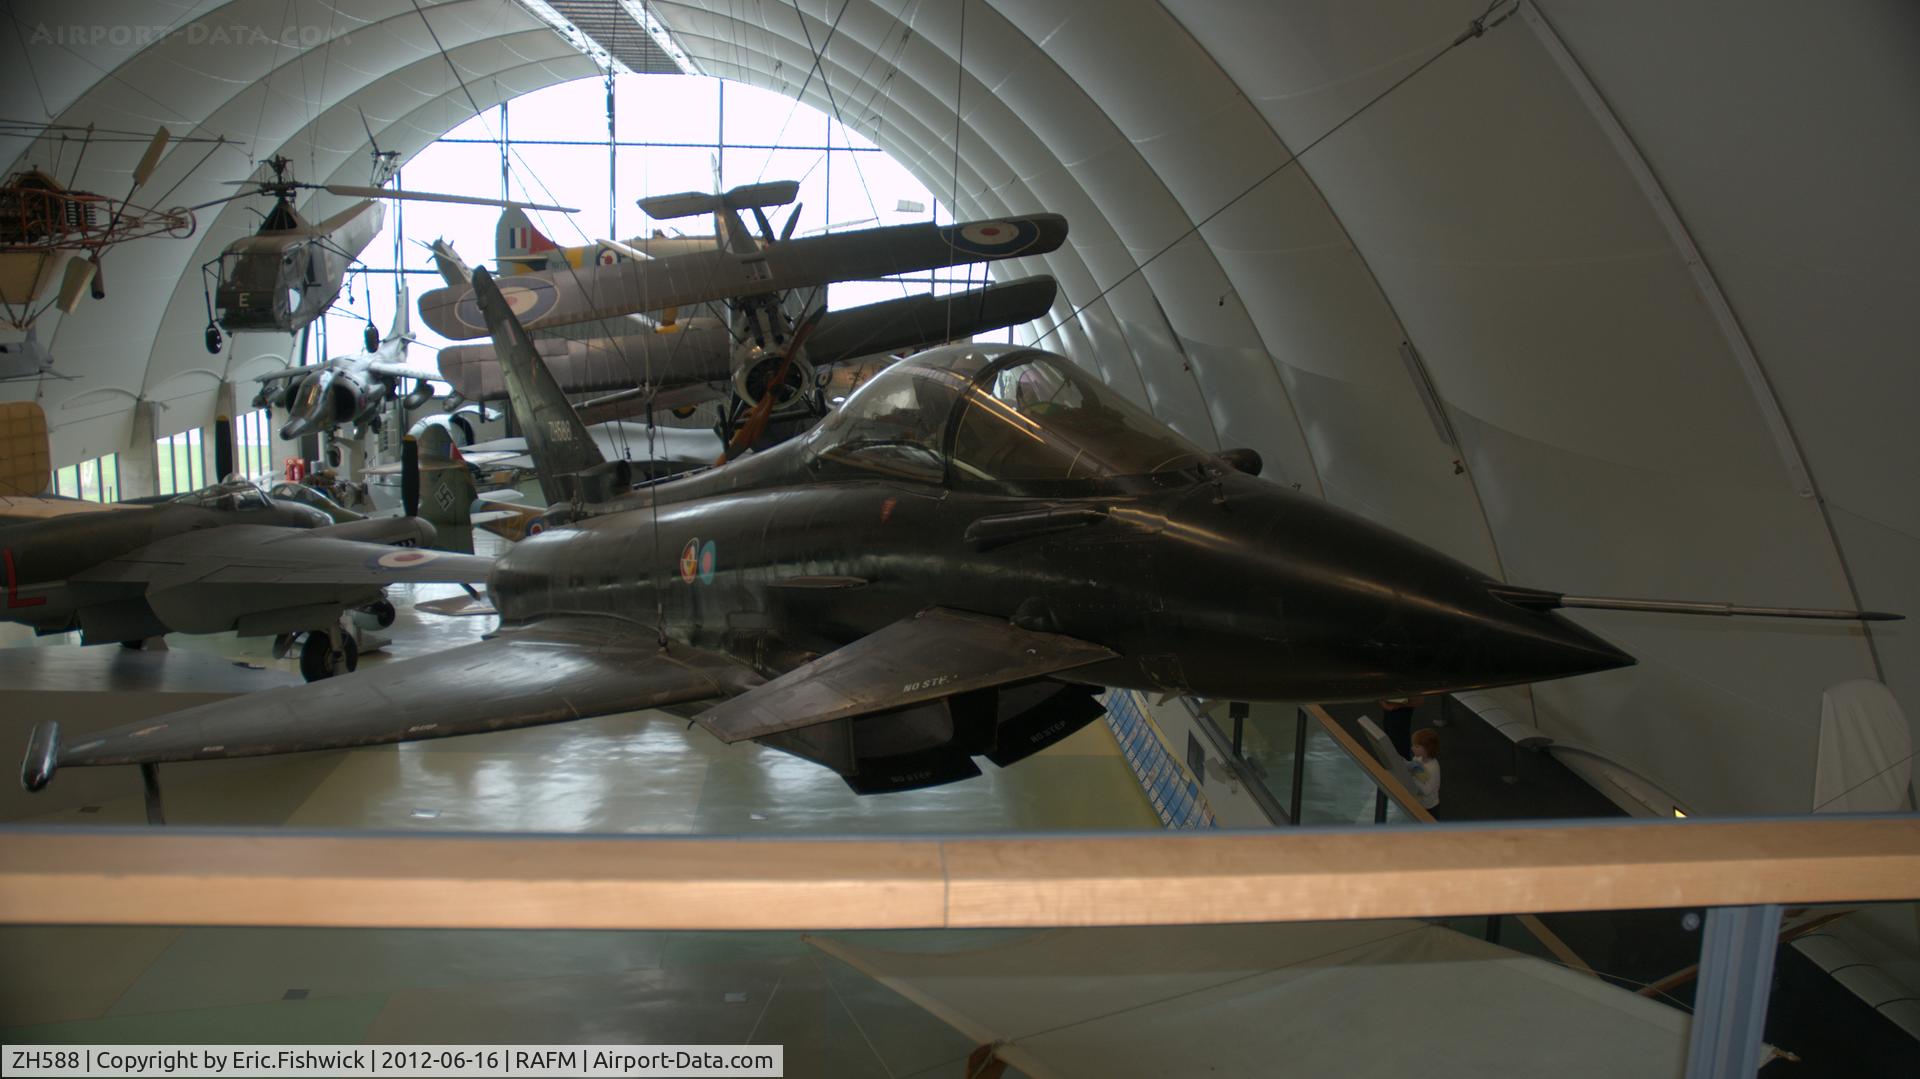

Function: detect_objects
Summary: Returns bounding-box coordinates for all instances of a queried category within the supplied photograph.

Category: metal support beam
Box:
[1289,707,1308,825]
[1229,701,1247,758]
[139,763,165,826]
[1685,904,1782,1079]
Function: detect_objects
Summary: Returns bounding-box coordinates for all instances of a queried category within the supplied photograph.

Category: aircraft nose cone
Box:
[1456,595,1636,686]
[1252,486,1634,692]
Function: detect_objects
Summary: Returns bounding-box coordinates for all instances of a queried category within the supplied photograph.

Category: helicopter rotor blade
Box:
[55,259,96,314]
[319,184,576,213]
[131,128,170,189]
[186,191,263,212]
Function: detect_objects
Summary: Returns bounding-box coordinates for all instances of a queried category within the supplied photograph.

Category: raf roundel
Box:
[454,274,560,332]
[679,538,700,584]
[375,548,441,569]
[944,218,1041,258]
[698,540,717,585]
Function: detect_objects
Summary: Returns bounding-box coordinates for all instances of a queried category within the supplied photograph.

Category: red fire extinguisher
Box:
[283,457,308,483]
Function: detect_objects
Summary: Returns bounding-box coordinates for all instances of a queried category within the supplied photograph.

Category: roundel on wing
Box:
[453,275,560,332]
[943,218,1041,258]
[375,548,440,569]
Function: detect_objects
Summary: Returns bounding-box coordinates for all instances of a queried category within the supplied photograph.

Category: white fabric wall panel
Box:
[0,2,229,169]
[1461,407,1875,812]
[1533,0,1920,787]
[1160,1,1887,811]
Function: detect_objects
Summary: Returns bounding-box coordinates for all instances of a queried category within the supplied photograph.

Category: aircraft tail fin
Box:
[402,430,478,554]
[469,267,609,506]
[496,206,558,270]
[0,401,52,497]
[384,287,412,350]
[427,239,471,286]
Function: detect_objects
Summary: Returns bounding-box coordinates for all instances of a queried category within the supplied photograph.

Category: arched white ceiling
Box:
[3,0,1914,817]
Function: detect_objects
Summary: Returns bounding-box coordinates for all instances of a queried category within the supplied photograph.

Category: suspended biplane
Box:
[425,180,1065,454]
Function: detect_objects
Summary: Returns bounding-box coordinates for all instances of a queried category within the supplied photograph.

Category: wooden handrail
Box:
[0,817,1915,930]
[1302,704,1595,974]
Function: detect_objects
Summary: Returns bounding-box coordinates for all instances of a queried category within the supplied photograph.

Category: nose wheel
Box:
[298,626,359,681]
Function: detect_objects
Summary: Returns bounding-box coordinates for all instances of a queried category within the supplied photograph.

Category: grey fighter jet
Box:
[21,267,1897,796]
[1,412,492,680]
[252,290,442,441]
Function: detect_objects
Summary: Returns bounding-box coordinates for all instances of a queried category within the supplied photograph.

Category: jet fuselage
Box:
[490,439,1631,704]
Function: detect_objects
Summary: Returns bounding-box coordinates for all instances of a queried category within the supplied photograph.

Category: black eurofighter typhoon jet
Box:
[21,267,1897,796]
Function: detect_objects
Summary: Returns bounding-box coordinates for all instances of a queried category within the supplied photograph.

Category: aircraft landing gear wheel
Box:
[363,598,396,628]
[299,630,358,681]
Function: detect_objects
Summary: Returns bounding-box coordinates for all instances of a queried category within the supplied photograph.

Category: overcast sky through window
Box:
[305,74,1001,377]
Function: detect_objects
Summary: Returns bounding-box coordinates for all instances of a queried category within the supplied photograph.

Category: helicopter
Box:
[0,125,209,339]
[196,142,574,355]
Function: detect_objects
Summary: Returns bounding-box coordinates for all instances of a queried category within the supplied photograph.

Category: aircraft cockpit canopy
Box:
[216,249,288,293]
[296,369,331,413]
[807,346,1210,492]
[170,480,272,513]
[267,481,358,522]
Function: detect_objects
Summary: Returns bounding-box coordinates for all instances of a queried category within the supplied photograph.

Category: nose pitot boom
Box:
[1159,475,1634,701]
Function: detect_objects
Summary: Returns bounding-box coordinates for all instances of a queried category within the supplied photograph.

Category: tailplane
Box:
[468,267,613,506]
[637,180,800,223]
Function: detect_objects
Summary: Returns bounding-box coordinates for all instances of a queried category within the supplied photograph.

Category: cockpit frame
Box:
[805,346,1212,496]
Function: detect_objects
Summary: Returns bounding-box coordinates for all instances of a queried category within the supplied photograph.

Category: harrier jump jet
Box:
[21,268,1896,797]
[250,288,442,441]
